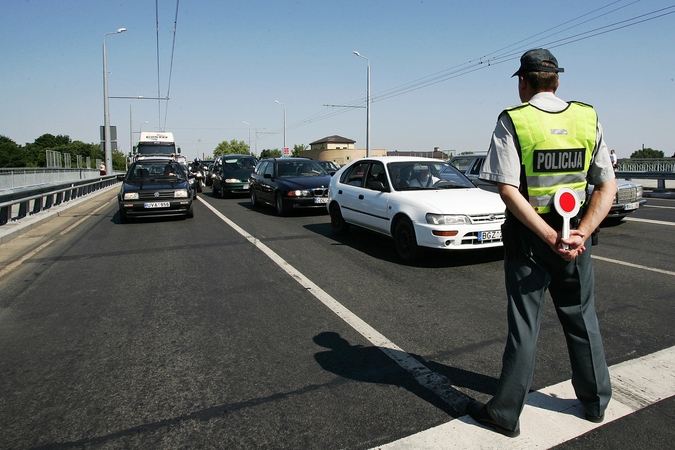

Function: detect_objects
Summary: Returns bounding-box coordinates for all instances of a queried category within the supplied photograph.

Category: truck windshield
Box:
[136,143,176,157]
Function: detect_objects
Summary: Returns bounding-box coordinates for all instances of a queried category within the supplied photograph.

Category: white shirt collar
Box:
[528,92,568,112]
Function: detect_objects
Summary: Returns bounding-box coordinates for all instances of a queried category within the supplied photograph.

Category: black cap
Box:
[512,48,564,77]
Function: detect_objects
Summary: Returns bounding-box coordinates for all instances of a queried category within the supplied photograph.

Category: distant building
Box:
[386,147,451,160]
[302,135,386,165]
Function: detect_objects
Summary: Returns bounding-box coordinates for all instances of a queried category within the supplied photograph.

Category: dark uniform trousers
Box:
[486,220,612,432]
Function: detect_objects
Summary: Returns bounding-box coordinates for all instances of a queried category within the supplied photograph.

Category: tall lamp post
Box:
[353,51,371,157]
[243,121,253,156]
[274,100,286,156]
[103,27,127,174]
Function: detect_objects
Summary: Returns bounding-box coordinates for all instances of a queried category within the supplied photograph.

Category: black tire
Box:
[220,185,228,198]
[394,218,421,262]
[186,203,194,219]
[119,208,129,224]
[212,183,220,198]
[275,192,286,216]
[329,203,350,235]
[250,189,259,207]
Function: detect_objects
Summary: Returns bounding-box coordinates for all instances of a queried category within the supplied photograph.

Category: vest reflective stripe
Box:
[506,102,596,214]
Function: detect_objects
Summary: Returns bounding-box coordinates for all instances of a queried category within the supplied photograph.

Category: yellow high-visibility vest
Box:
[505,101,596,214]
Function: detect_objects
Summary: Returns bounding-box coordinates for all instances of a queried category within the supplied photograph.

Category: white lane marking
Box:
[200,199,674,448]
[644,205,675,210]
[0,198,114,278]
[592,255,675,276]
[374,346,675,449]
[0,240,54,278]
[198,199,468,412]
[623,217,675,226]
[59,198,115,235]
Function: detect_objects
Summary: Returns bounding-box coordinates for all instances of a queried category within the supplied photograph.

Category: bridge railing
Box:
[0,168,110,191]
[0,175,120,226]
[615,158,675,191]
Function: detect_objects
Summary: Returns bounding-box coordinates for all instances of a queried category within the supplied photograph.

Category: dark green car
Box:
[211,154,259,198]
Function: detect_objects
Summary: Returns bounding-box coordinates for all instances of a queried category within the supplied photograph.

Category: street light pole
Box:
[274,100,286,156]
[353,51,371,157]
[103,27,127,174]
[243,121,253,156]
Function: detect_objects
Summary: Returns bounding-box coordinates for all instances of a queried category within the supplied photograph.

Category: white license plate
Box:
[478,230,502,242]
[144,201,170,209]
[314,197,328,204]
[242,183,249,190]
[624,202,640,211]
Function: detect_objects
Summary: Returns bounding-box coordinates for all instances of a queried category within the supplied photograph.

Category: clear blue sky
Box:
[1,0,674,160]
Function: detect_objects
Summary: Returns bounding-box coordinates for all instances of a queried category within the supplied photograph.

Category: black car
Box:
[117,157,194,223]
[447,154,496,192]
[249,158,331,215]
[316,160,340,174]
[201,159,215,186]
[211,154,258,197]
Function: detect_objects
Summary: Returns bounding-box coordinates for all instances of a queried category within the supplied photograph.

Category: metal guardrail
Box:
[0,168,106,191]
[0,175,120,225]
[617,159,675,172]
[615,171,675,191]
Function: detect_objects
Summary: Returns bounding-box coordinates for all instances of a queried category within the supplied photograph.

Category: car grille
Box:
[617,185,640,204]
[469,212,506,223]
[138,191,176,200]
[312,188,329,197]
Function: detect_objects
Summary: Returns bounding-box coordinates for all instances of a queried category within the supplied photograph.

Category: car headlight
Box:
[636,184,643,199]
[123,192,139,200]
[287,190,312,197]
[174,189,189,198]
[225,178,241,183]
[426,213,470,225]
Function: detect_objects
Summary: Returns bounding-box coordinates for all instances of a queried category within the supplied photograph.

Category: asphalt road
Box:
[0,187,674,449]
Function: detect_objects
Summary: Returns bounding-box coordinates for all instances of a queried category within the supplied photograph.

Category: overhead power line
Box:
[280,1,675,136]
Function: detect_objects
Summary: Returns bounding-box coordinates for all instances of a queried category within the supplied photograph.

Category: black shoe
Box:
[585,413,605,423]
[467,400,520,438]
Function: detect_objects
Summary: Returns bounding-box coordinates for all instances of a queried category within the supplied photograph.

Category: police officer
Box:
[468,48,616,437]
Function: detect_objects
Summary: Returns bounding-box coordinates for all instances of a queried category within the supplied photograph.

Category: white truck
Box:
[133,132,187,165]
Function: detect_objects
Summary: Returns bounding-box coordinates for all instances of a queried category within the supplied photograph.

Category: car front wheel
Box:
[275,192,286,216]
[329,203,350,235]
[394,218,420,262]
[119,208,129,224]
[250,189,259,207]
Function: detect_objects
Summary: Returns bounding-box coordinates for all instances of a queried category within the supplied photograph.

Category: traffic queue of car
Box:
[117,153,645,261]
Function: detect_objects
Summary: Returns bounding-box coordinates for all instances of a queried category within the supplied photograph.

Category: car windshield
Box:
[222,156,257,170]
[128,162,186,181]
[276,161,327,177]
[388,161,474,191]
[318,161,339,171]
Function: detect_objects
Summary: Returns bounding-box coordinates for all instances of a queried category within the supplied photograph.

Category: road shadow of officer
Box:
[312,331,497,417]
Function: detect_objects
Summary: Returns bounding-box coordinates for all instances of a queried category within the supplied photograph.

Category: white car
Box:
[327,157,506,261]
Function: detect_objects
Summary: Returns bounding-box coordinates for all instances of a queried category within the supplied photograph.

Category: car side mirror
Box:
[116,174,126,182]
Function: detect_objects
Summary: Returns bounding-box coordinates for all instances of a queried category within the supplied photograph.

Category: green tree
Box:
[259,148,282,158]
[0,135,26,168]
[112,150,127,170]
[292,144,308,157]
[630,147,664,159]
[213,139,250,157]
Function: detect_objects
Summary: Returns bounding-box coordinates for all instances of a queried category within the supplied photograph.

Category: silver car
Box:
[449,154,646,220]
